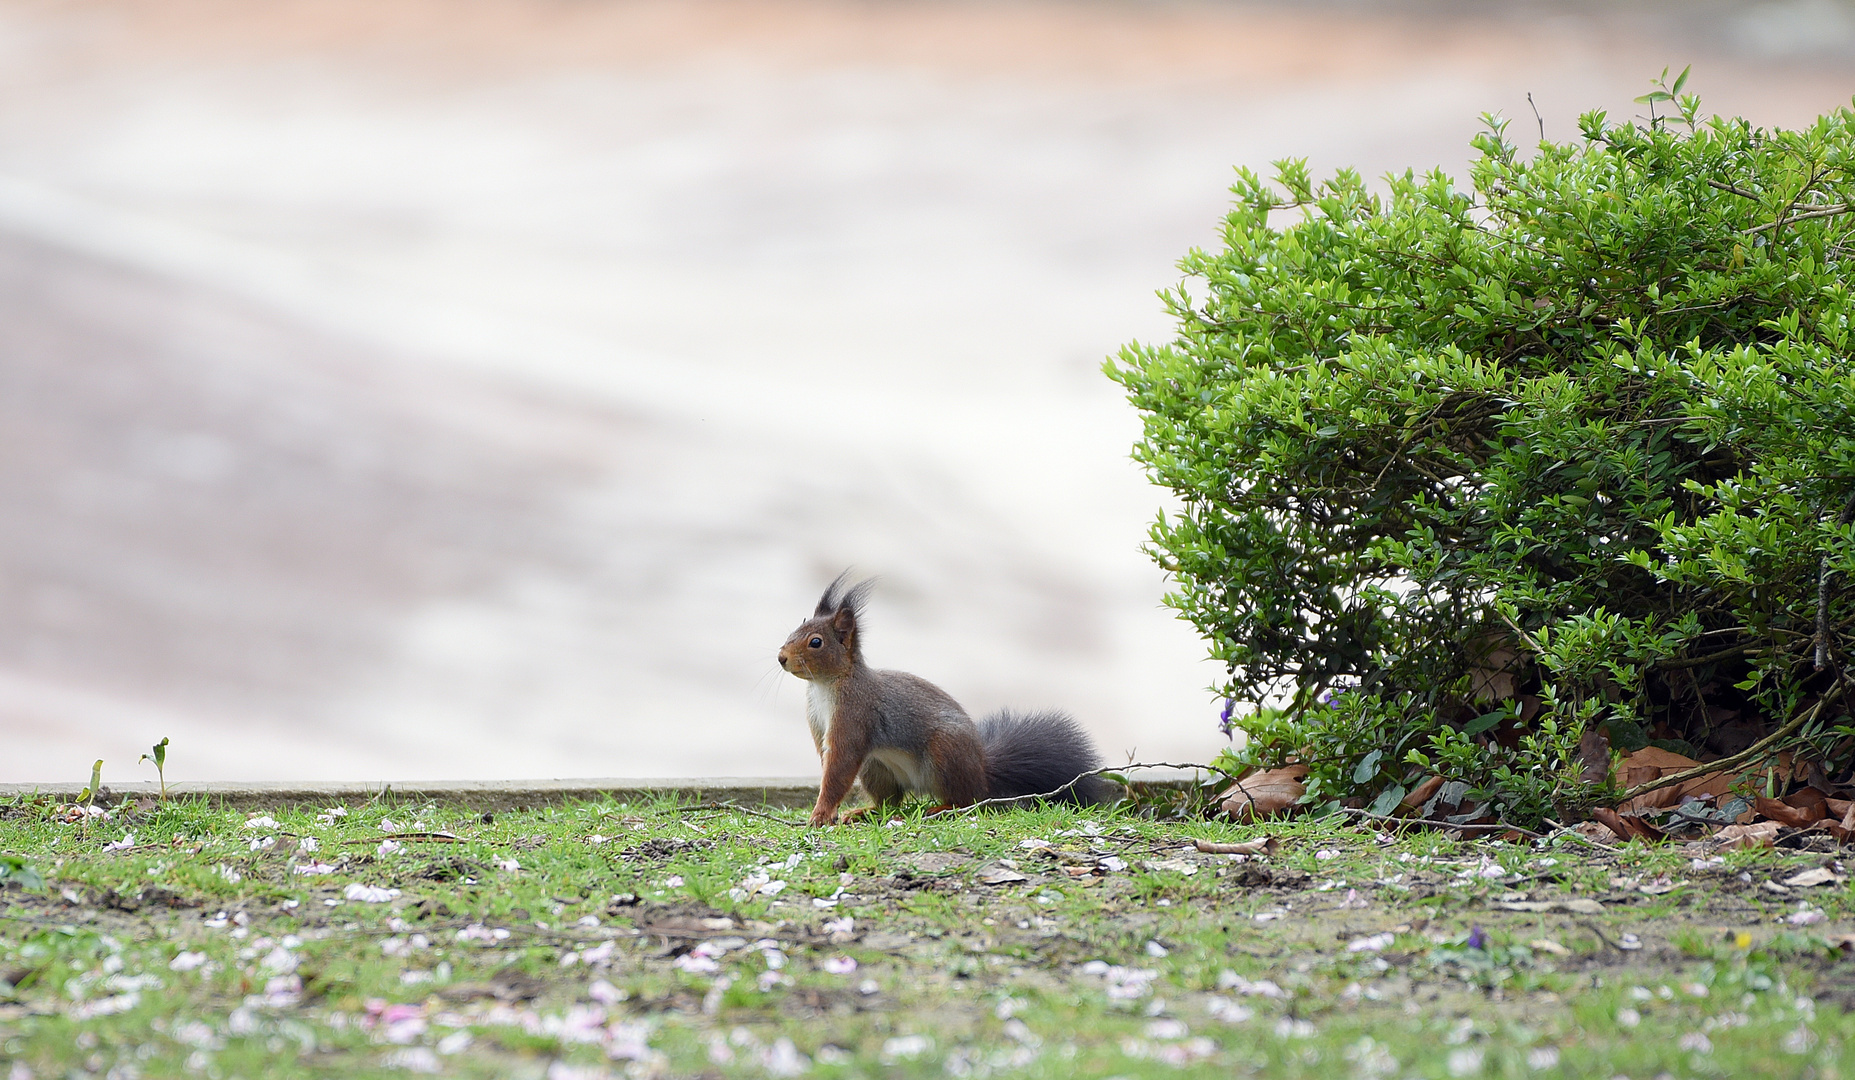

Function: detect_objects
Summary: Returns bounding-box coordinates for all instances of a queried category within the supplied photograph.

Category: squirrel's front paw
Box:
[807,809,838,828]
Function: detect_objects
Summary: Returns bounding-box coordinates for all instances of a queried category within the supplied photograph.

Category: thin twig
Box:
[1706,178,1760,200]
[1656,642,1758,670]
[673,803,802,826]
[949,761,1238,814]
[340,832,461,845]
[1492,606,1546,655]
[1580,919,1626,952]
[1618,676,1850,802]
[1542,818,1617,852]
[1333,806,1545,840]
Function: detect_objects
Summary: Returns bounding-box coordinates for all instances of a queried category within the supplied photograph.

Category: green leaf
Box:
[1462,711,1507,737]
[0,854,44,891]
[1367,783,1408,817]
[1353,749,1384,785]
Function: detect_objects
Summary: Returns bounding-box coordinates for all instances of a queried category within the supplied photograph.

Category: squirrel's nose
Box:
[777,654,788,669]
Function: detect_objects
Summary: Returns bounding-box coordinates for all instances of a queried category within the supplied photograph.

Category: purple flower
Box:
[1218,698,1236,737]
[1465,925,1487,950]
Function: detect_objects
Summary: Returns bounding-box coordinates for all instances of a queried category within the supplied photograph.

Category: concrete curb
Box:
[0,778,822,813]
[0,775,1203,813]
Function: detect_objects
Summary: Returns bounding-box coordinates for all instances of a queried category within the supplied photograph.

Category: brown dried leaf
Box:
[1399,776,1446,814]
[1782,867,1843,887]
[1194,837,1279,857]
[1783,787,1829,813]
[1754,795,1821,827]
[1575,819,1621,844]
[1591,807,1664,843]
[1710,820,1783,850]
[1220,765,1307,823]
[1614,746,1742,813]
[1467,638,1522,702]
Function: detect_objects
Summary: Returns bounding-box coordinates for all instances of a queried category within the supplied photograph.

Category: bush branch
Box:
[1618,676,1850,802]
[1745,203,1853,235]
[1706,178,1760,200]
[1817,488,1855,671]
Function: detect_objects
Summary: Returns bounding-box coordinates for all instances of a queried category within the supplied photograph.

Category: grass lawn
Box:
[3,791,1855,1078]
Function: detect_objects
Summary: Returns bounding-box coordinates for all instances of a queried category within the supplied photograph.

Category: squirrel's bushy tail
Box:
[976,709,1117,807]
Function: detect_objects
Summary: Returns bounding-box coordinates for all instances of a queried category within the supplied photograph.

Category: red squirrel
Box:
[777,574,1115,826]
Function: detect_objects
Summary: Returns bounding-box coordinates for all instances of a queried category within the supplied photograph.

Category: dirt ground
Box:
[7,797,1855,1076]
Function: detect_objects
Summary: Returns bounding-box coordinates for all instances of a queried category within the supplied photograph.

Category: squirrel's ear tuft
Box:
[815,570,853,617]
[815,571,875,619]
[839,577,876,619]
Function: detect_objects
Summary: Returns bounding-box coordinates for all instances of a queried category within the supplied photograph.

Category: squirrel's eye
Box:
[809,636,823,648]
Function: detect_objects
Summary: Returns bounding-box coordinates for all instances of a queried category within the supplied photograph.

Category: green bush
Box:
[1109,79,1855,824]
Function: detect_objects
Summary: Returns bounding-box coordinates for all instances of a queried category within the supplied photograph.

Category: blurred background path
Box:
[0,0,1852,782]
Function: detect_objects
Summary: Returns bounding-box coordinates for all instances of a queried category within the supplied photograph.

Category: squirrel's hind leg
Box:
[840,759,905,824]
[927,726,988,807]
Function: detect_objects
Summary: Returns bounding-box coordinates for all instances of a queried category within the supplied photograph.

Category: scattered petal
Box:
[881,1035,932,1063]
[1788,905,1828,926]
[436,1031,473,1055]
[589,979,627,1005]
[1346,933,1395,953]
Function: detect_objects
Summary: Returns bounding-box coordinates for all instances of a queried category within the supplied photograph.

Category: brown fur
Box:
[779,573,1113,826]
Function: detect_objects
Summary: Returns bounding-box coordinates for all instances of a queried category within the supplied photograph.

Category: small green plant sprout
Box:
[78,759,103,806]
[139,737,171,800]
[1634,64,1698,130]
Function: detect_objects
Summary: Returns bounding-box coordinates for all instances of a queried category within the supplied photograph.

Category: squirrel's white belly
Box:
[805,681,836,752]
[866,746,935,794]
